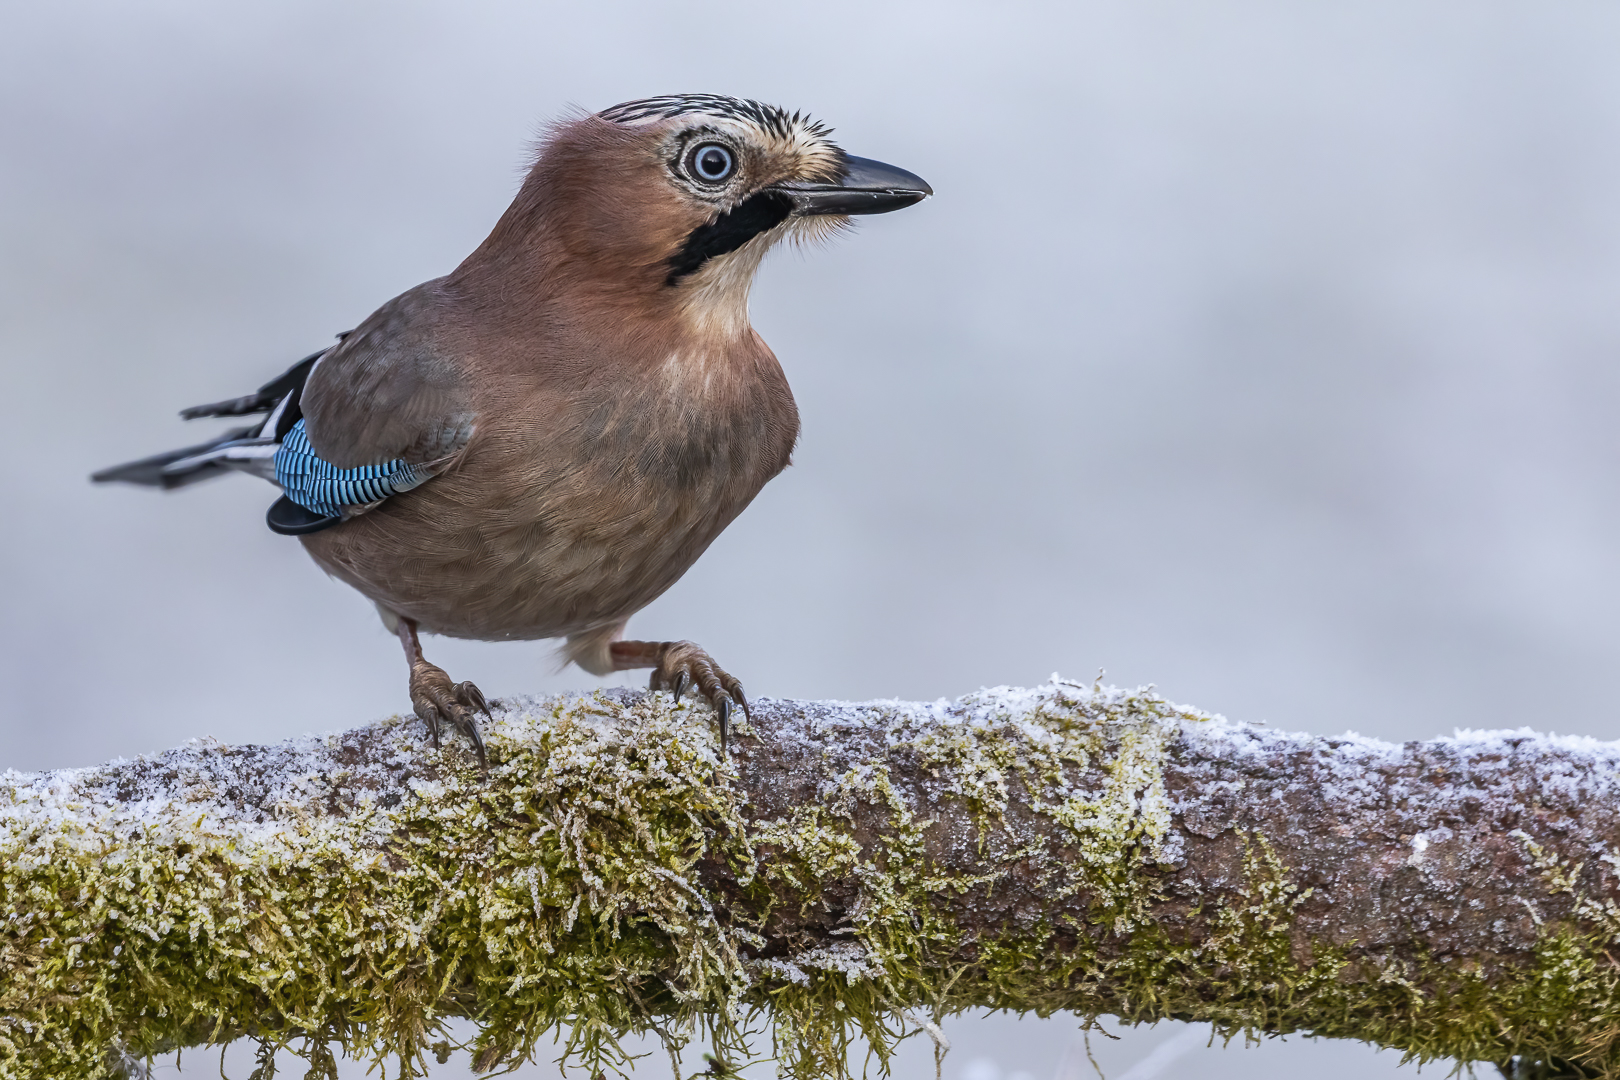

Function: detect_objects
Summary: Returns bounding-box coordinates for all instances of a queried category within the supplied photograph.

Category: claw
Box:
[632,640,748,757]
[456,680,491,718]
[716,696,731,758]
[449,685,492,770]
[408,660,491,771]
[461,709,490,772]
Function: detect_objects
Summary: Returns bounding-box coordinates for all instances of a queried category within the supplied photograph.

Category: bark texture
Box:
[3,681,1619,1080]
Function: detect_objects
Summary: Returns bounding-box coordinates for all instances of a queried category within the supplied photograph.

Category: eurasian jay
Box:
[94,94,932,767]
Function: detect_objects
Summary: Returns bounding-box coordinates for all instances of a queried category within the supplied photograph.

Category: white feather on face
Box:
[673,213,851,340]
[599,95,840,165]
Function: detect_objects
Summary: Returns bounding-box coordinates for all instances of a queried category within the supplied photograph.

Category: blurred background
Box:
[5,0,1620,1076]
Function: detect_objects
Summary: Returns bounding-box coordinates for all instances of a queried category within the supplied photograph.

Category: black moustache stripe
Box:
[666,191,794,284]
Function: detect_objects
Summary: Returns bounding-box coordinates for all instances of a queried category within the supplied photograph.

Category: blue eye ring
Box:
[686,142,735,184]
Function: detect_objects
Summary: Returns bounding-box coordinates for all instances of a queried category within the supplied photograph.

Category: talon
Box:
[421,704,443,748]
[455,680,490,717]
[406,657,490,769]
[716,696,731,757]
[623,639,749,758]
[458,706,490,772]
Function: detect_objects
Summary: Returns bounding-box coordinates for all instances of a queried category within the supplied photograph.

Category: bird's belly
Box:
[298,458,752,641]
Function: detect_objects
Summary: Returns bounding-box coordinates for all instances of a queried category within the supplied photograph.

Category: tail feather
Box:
[178,393,279,421]
[92,341,337,496]
[92,425,261,489]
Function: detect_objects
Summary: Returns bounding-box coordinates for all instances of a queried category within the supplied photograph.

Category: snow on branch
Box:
[5,681,1620,1080]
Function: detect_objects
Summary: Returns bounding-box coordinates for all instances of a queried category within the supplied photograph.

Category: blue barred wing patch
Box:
[273,419,434,518]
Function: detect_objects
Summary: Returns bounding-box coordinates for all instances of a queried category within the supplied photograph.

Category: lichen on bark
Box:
[4,680,1620,1080]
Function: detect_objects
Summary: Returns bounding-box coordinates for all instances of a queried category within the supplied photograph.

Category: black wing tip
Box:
[90,462,161,486]
[179,345,336,421]
[92,426,262,488]
[266,495,341,535]
[91,460,222,490]
[92,456,199,488]
[179,394,271,420]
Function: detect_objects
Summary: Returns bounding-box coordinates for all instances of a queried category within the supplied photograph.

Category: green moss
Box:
[3,686,1618,1079]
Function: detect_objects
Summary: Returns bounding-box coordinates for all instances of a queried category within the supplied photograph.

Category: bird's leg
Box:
[396,615,490,771]
[609,639,748,755]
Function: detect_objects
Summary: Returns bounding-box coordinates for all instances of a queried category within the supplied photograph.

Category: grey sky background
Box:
[4,1,1619,1077]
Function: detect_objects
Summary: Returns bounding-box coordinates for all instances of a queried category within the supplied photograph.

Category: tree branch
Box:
[4,681,1619,1080]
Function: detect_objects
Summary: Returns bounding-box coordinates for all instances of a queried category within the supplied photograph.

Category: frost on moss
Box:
[4,681,1620,1079]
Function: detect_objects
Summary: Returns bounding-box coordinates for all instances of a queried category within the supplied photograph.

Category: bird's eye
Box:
[686,143,735,184]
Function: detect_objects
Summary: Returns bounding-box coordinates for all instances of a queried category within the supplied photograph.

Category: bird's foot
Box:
[644,641,748,756]
[408,659,490,770]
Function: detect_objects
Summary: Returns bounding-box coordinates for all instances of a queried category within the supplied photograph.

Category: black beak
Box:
[777,155,933,216]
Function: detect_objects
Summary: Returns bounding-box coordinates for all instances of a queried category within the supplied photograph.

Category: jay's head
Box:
[485,94,931,335]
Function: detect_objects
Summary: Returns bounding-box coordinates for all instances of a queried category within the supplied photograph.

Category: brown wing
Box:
[299,279,476,469]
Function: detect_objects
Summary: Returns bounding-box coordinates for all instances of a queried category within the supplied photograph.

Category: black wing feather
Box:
[91,426,261,488]
[178,349,326,420]
[94,339,339,488]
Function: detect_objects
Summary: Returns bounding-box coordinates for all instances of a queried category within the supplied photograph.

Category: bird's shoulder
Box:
[300,279,477,468]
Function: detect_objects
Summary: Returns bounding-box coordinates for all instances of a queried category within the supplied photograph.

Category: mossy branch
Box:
[5,682,1620,1080]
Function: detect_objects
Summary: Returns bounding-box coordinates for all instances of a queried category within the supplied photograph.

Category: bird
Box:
[93,94,932,768]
